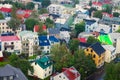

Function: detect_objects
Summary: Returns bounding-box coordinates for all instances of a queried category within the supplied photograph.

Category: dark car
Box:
[114,58,120,63]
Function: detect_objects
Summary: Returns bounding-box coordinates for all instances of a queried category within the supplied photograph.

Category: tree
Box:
[0,12,4,19]
[13,2,25,9]
[87,36,101,44]
[38,8,48,14]
[51,44,70,72]
[26,2,35,10]
[104,63,120,80]
[41,0,51,8]
[45,18,54,28]
[75,21,85,37]
[89,1,92,6]
[93,10,102,19]
[102,5,112,14]
[9,54,33,76]
[11,5,18,18]
[25,18,39,30]
[7,18,21,32]
[113,12,120,17]
[69,39,79,54]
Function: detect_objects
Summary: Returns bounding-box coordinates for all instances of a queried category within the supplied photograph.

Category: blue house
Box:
[84,19,98,32]
[38,35,59,53]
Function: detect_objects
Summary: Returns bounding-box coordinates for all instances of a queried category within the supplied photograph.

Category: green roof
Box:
[35,56,53,69]
[98,35,113,45]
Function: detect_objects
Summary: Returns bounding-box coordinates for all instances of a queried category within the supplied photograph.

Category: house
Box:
[13,0,32,4]
[38,35,59,53]
[47,28,60,38]
[84,19,98,32]
[99,16,120,32]
[59,31,70,43]
[18,31,39,56]
[0,42,3,61]
[84,42,106,68]
[93,24,111,33]
[34,25,47,32]
[92,2,103,10]
[55,14,73,29]
[102,45,116,63]
[0,19,22,34]
[47,4,65,16]
[98,34,113,45]
[51,66,80,80]
[78,32,93,39]
[0,64,28,80]
[0,36,21,55]
[115,38,120,54]
[109,33,120,43]
[74,11,89,24]
[30,56,53,79]
[39,14,49,22]
[16,9,32,19]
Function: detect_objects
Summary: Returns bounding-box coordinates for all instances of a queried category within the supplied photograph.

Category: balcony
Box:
[4,44,14,48]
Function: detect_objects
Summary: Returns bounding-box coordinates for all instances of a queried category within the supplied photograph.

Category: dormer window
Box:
[9,76,13,80]
[45,62,47,65]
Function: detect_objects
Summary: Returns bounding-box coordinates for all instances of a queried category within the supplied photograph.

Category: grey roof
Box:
[48,28,60,34]
[0,64,28,80]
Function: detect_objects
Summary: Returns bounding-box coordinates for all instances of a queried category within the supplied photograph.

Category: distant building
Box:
[0,64,28,80]
[51,66,80,80]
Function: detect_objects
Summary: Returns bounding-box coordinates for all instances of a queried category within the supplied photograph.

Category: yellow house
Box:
[84,43,106,68]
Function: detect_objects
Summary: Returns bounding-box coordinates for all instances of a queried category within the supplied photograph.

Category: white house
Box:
[30,56,53,79]
[51,66,80,80]
[0,19,22,34]
[18,31,39,56]
[60,31,70,43]
[115,38,120,54]
[47,4,65,15]
[109,33,120,43]
[102,45,116,63]
[84,19,98,32]
[0,36,21,54]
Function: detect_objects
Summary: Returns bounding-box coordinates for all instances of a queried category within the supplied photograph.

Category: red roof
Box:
[92,2,102,6]
[62,67,80,80]
[34,25,39,32]
[102,12,113,18]
[78,38,86,43]
[42,25,47,30]
[0,36,20,41]
[0,7,12,13]
[24,13,30,18]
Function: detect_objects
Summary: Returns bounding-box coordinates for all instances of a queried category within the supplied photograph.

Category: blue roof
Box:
[38,36,50,46]
[48,28,60,34]
[49,36,59,42]
[84,19,96,25]
[90,42,105,56]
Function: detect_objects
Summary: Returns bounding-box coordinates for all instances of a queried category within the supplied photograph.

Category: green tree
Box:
[38,8,48,14]
[0,12,4,19]
[87,36,101,44]
[26,2,35,10]
[69,39,79,54]
[7,18,21,32]
[11,5,18,18]
[41,0,51,8]
[104,63,120,80]
[89,1,92,6]
[93,10,102,19]
[25,18,39,30]
[113,12,120,17]
[102,5,112,14]
[13,2,25,9]
[9,54,33,76]
[51,44,70,72]
[45,18,54,28]
[75,21,85,36]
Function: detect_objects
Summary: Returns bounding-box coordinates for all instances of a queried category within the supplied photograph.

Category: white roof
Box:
[55,18,66,24]
[102,45,115,52]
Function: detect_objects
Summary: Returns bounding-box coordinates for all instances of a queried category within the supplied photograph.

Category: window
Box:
[45,74,47,77]
[91,50,93,52]
[3,77,7,80]
[49,71,51,74]
[49,66,51,69]
[59,76,61,78]
[98,59,101,63]
[11,42,14,44]
[11,47,14,50]
[41,47,44,49]
[86,49,89,51]
[9,76,13,80]
[47,46,49,49]
[93,54,96,58]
